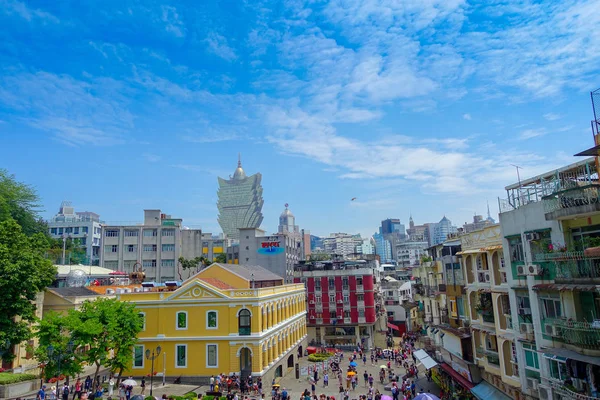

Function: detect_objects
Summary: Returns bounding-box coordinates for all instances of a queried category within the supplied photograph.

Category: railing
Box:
[482,312,495,324]
[550,380,597,400]
[543,184,600,215]
[543,318,600,349]
[483,349,500,366]
[534,252,600,281]
[475,346,484,358]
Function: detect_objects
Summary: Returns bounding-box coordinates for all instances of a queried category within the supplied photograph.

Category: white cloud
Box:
[205,33,237,61]
[520,128,547,140]
[143,153,161,162]
[161,5,185,37]
[463,113,472,120]
[1,0,59,23]
[544,113,561,121]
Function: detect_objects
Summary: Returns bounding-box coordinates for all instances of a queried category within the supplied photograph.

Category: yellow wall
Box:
[121,276,307,378]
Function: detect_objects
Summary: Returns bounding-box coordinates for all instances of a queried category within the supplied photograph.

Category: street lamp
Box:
[47,340,75,391]
[145,346,161,397]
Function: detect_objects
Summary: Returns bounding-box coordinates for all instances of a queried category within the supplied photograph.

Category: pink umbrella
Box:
[381,396,393,400]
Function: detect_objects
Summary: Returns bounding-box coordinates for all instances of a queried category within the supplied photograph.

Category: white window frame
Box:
[133,345,144,368]
[138,312,146,331]
[176,311,188,330]
[206,344,218,368]
[206,310,218,330]
[175,344,187,368]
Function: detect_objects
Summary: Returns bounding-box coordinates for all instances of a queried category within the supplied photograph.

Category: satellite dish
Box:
[66,269,88,287]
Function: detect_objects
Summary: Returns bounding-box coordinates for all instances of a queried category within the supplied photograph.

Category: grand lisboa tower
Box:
[216,155,264,240]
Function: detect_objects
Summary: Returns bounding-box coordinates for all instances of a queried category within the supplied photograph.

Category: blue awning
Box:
[471,381,511,400]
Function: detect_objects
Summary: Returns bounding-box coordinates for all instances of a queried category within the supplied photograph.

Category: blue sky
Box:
[0,0,598,238]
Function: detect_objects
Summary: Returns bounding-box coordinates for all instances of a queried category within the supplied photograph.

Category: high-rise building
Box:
[381,218,406,236]
[406,215,428,242]
[217,155,264,240]
[430,216,458,246]
[322,233,363,257]
[99,209,205,282]
[373,232,392,263]
[47,201,103,265]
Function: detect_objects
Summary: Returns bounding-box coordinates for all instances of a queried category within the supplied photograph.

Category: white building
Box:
[47,202,103,265]
[359,239,375,255]
[396,240,429,267]
[322,233,363,257]
[99,209,204,282]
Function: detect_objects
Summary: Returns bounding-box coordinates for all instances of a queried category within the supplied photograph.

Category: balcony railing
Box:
[534,252,600,281]
[550,380,597,400]
[543,184,600,217]
[542,318,600,349]
[481,312,495,324]
[483,349,500,366]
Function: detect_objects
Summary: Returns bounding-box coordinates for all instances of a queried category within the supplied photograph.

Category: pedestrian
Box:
[324,373,329,387]
[84,377,92,393]
[62,383,70,400]
[118,385,125,400]
[368,374,373,388]
[140,378,146,395]
[126,385,132,400]
[210,375,215,391]
[108,378,114,398]
[37,386,47,400]
[410,381,415,397]
[363,371,368,387]
[73,379,82,400]
[95,385,103,400]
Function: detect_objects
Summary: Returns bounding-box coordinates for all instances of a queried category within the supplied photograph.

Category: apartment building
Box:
[47,201,103,265]
[100,209,204,282]
[499,156,600,400]
[293,258,383,350]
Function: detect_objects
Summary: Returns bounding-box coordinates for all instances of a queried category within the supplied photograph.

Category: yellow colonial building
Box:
[119,263,308,384]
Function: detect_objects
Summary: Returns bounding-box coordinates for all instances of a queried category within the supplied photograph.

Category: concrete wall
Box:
[181,229,204,260]
[0,379,40,399]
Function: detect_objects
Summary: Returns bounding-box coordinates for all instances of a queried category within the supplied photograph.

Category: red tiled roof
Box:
[199,277,234,289]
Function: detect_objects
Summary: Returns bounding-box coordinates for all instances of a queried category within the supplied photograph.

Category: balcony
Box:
[483,349,500,366]
[542,318,600,349]
[534,252,600,282]
[543,184,600,220]
[550,380,597,400]
[481,312,495,324]
[477,270,491,284]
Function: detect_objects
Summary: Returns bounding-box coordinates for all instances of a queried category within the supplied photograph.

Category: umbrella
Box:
[349,361,357,367]
[121,379,137,387]
[272,384,281,388]
[379,365,388,369]
[131,396,145,400]
[381,396,393,400]
[414,394,440,400]
[346,371,357,376]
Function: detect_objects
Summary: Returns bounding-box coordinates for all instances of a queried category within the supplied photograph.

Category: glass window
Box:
[315,295,322,303]
[82,226,88,234]
[74,227,79,234]
[207,344,217,367]
[125,230,138,237]
[142,259,156,268]
[127,245,136,253]
[133,345,144,367]
[542,298,562,319]
[315,280,321,290]
[143,244,157,252]
[162,244,175,252]
[328,278,335,289]
[207,311,217,328]
[176,312,187,329]
[329,311,336,319]
[81,238,86,246]
[105,230,119,237]
[357,294,364,301]
[161,259,175,267]
[176,344,186,367]
[138,313,145,331]
[50,228,57,235]
[548,359,568,381]
[357,277,363,285]
[457,297,465,317]
[143,229,157,237]
[162,229,175,237]
[238,309,251,335]
[358,309,365,317]
[329,294,335,303]
[523,344,539,369]
[508,237,524,262]
[343,295,349,303]
[104,261,118,269]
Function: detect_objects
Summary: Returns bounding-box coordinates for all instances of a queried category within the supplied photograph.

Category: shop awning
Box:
[387,322,400,331]
[471,381,512,400]
[413,349,438,370]
[456,249,480,255]
[542,347,600,367]
[438,362,474,389]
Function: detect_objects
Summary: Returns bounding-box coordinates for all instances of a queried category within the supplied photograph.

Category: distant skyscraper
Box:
[278,204,300,237]
[217,155,264,240]
[373,232,392,263]
[432,216,458,245]
[381,218,406,236]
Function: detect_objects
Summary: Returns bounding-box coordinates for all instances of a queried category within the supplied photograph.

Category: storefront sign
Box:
[451,360,473,382]
[257,241,284,254]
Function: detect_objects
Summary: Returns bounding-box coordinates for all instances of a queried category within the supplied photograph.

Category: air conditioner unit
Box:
[525,232,541,241]
[526,377,539,391]
[134,287,142,293]
[520,322,533,334]
[544,324,562,337]
[538,384,551,400]
[337,299,343,304]
[116,288,125,294]
[526,264,543,276]
[517,265,526,276]
[106,289,115,295]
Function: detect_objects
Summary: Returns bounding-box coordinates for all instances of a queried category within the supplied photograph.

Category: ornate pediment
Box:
[167,280,229,301]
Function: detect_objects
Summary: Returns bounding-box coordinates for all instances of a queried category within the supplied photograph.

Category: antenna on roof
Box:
[238,153,242,168]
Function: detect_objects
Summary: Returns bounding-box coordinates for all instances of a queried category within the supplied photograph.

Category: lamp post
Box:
[145,346,161,397]
[47,340,75,393]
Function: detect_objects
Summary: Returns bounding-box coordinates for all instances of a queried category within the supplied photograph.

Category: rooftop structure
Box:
[217,155,264,240]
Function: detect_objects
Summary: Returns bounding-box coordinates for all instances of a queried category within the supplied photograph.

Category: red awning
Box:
[439,362,474,389]
[387,322,400,331]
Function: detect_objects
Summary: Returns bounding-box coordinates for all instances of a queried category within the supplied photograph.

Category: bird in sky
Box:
[351,197,357,201]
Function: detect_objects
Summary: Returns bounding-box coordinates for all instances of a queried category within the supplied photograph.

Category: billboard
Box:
[257,240,284,255]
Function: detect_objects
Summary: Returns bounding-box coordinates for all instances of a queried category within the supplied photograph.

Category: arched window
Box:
[238,309,251,335]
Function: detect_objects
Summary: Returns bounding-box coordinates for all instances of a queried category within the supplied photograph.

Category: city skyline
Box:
[1,1,597,239]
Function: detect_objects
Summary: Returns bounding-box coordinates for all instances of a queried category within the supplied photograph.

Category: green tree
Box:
[177,256,211,279]
[0,169,47,236]
[0,220,56,363]
[33,312,82,380]
[214,253,227,263]
[70,298,143,384]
